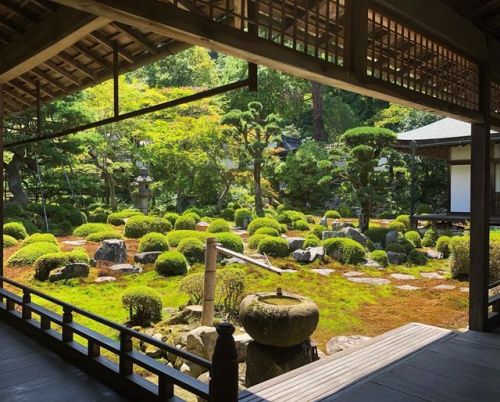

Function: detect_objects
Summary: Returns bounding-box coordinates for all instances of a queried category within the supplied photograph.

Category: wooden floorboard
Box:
[0,319,131,402]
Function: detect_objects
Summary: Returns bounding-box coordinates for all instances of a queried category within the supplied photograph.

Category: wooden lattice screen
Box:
[366,9,479,112]
[169,0,346,66]
[491,81,500,118]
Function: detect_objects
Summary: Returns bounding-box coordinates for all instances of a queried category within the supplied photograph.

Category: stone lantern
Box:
[132,167,153,214]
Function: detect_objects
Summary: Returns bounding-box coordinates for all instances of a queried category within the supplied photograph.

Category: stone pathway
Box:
[347,277,391,286]
[432,284,456,290]
[311,268,335,276]
[343,271,364,278]
[420,272,445,280]
[390,273,415,280]
[395,284,421,291]
[63,240,86,246]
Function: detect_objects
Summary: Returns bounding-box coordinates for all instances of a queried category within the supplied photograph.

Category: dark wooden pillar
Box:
[469,62,491,331]
[0,83,3,285]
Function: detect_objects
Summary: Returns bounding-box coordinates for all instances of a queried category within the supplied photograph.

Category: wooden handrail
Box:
[216,245,284,275]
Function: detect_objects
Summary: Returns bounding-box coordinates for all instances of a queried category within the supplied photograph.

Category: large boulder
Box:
[48,263,89,282]
[184,326,219,378]
[292,246,325,263]
[321,231,343,241]
[387,251,406,265]
[340,227,367,246]
[109,263,143,274]
[167,305,203,325]
[385,230,399,246]
[94,239,127,263]
[287,237,305,252]
[319,216,328,227]
[134,251,162,264]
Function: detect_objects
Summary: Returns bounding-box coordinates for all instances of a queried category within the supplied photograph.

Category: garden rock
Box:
[134,251,162,264]
[109,263,143,274]
[385,230,399,246]
[319,216,328,227]
[390,273,415,280]
[48,263,90,282]
[167,305,203,325]
[292,246,324,263]
[311,268,335,276]
[395,284,421,291]
[387,251,406,265]
[347,277,391,285]
[326,335,371,354]
[145,344,162,359]
[221,257,247,265]
[424,249,444,259]
[321,231,343,240]
[287,237,305,252]
[184,326,219,377]
[363,258,382,268]
[94,276,116,283]
[197,363,247,400]
[63,240,86,246]
[94,239,127,263]
[340,227,367,246]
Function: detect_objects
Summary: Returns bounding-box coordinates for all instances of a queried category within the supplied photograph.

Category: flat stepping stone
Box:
[343,271,364,278]
[363,258,382,268]
[109,263,143,274]
[280,269,298,273]
[63,240,86,246]
[395,284,421,291]
[432,284,456,290]
[348,277,391,285]
[94,276,116,283]
[311,268,335,276]
[390,273,416,280]
[421,272,445,279]
[460,287,469,293]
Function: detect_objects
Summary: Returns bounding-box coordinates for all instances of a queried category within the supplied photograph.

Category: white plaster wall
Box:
[450,145,471,160]
[450,164,470,213]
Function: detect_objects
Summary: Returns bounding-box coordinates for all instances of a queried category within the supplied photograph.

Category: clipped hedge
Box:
[247,217,281,235]
[436,236,451,258]
[303,234,321,248]
[8,242,60,267]
[385,242,405,254]
[422,228,438,247]
[155,251,189,276]
[107,210,143,226]
[370,250,389,267]
[221,208,235,221]
[388,221,406,232]
[254,227,280,237]
[257,237,290,257]
[86,231,123,242]
[405,231,422,248]
[23,233,58,245]
[34,247,89,281]
[365,227,390,245]
[3,235,18,248]
[183,207,204,217]
[235,208,252,227]
[215,232,244,253]
[166,230,210,247]
[407,249,427,266]
[325,210,341,219]
[248,234,271,249]
[163,212,180,226]
[293,219,310,231]
[323,237,365,264]
[138,232,169,253]
[207,218,231,233]
[122,286,162,326]
[174,215,197,230]
[73,223,112,237]
[396,214,410,229]
[4,222,28,240]
[124,216,172,238]
[309,224,327,239]
[183,212,201,223]
[178,237,205,264]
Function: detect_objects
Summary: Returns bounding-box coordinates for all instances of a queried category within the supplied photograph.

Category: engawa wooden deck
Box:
[239,323,500,402]
[0,319,130,402]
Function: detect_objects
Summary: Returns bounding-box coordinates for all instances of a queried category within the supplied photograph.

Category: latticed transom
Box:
[491,81,500,118]
[367,9,479,111]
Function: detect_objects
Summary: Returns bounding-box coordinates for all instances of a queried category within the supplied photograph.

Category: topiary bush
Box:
[325,210,341,219]
[396,214,410,229]
[323,237,366,264]
[7,218,38,235]
[248,234,271,249]
[34,247,89,281]
[370,250,389,267]
[247,217,281,235]
[293,219,310,231]
[8,242,60,267]
[309,224,327,239]
[221,208,235,221]
[283,210,306,223]
[138,232,169,253]
[155,251,189,276]
[306,215,315,224]
[303,234,321,248]
[166,230,210,247]
[207,218,231,233]
[257,237,290,257]
[183,207,204,217]
[23,233,58,245]
[215,232,244,253]
[90,212,109,223]
[450,236,469,279]
[49,220,73,237]
[385,242,405,254]
[107,210,143,226]
[405,231,422,248]
[388,221,406,232]
[163,212,179,226]
[86,231,123,242]
[399,236,416,254]
[436,236,451,258]
[407,249,427,266]
[73,223,112,237]
[122,286,163,326]
[174,215,197,230]
[254,227,280,237]
[183,212,201,223]
[365,227,390,245]
[4,222,28,240]
[177,237,205,264]
[422,228,438,247]
[124,216,172,238]
[3,235,18,248]
[235,208,252,227]
[276,213,291,224]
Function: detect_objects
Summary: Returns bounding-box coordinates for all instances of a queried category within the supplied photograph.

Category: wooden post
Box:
[202,237,217,326]
[209,323,238,402]
[62,307,74,342]
[248,62,258,92]
[0,83,3,288]
[469,61,491,332]
[113,41,119,118]
[345,0,368,81]
[22,289,32,320]
[119,332,133,375]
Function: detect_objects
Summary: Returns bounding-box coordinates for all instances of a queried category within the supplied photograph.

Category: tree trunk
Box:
[359,200,371,232]
[6,153,28,205]
[254,159,264,216]
[311,81,327,142]
[103,171,117,211]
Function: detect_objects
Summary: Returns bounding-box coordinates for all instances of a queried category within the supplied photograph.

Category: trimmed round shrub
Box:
[396,214,411,229]
[370,250,389,267]
[215,232,244,253]
[23,233,58,245]
[174,215,197,230]
[90,212,109,223]
[221,208,235,221]
[73,223,111,237]
[279,224,288,234]
[309,224,327,239]
[107,210,143,226]
[325,210,341,219]
[163,212,179,226]
[399,237,416,254]
[305,215,315,224]
[277,213,291,224]
[4,222,28,240]
[34,247,89,281]
[422,228,438,247]
[7,218,38,235]
[365,227,390,245]
[166,230,210,247]
[293,219,310,231]
[8,242,60,267]
[49,220,73,237]
[124,216,172,238]
[283,210,306,222]
[155,251,188,276]
[247,217,281,235]
[178,237,205,264]
[385,242,405,254]
[3,235,18,248]
[138,232,169,253]
[235,208,252,227]
[200,216,212,223]
[436,236,451,258]
[122,286,162,326]
[207,219,231,233]
[388,221,406,232]
[254,227,280,237]
[183,212,201,223]
[248,234,272,249]
[323,237,365,264]
[303,234,321,248]
[86,231,123,242]
[405,231,422,248]
[183,207,204,217]
[407,249,427,266]
[450,236,469,279]
[257,237,290,257]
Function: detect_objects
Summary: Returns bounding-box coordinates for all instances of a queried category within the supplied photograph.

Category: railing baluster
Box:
[62,307,73,342]
[209,323,238,402]
[22,289,31,320]
[40,314,50,330]
[88,340,100,358]
[158,374,174,400]
[6,297,15,311]
[119,332,133,376]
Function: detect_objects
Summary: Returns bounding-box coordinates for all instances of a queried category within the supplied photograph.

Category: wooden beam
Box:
[43,60,81,86]
[72,42,112,70]
[31,67,68,94]
[113,22,158,54]
[57,52,97,81]
[89,31,135,63]
[0,6,109,83]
